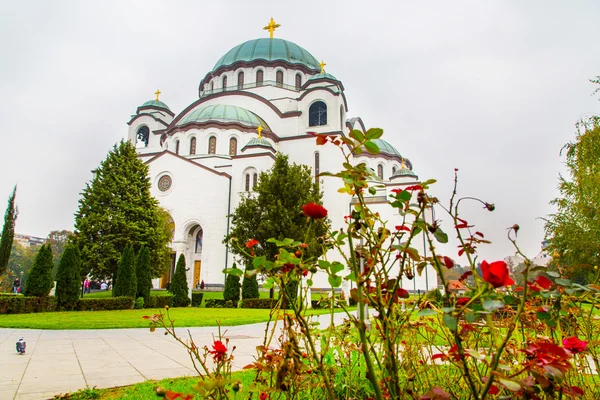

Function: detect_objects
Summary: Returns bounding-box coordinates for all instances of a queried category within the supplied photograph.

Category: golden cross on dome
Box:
[319,60,326,73]
[155,89,161,101]
[257,125,264,138]
[263,18,281,39]
[401,157,405,169]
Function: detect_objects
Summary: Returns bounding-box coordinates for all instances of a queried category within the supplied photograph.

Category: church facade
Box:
[125,21,437,293]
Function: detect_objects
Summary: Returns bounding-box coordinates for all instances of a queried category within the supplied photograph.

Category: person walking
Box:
[84,279,90,294]
[13,278,20,294]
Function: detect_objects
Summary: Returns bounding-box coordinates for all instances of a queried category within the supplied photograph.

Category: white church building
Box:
[125,20,437,293]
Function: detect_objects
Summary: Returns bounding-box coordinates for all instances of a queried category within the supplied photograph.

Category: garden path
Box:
[0,313,346,400]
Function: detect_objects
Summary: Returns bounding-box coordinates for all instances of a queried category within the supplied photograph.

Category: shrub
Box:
[146,294,173,308]
[135,297,145,309]
[223,264,241,303]
[24,244,55,297]
[55,244,82,310]
[169,254,190,307]
[191,291,204,307]
[0,295,57,314]
[242,265,259,299]
[241,298,277,309]
[75,296,134,311]
[135,245,152,304]
[205,299,236,308]
[113,245,137,298]
[424,288,443,306]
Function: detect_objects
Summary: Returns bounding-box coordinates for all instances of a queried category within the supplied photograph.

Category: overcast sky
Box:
[0,1,598,263]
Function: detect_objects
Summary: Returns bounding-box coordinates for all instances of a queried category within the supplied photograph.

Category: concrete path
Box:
[0,313,347,400]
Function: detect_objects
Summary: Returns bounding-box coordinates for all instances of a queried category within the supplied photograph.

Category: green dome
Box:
[242,137,274,151]
[176,104,270,129]
[141,99,170,110]
[213,38,320,72]
[307,72,338,82]
[373,139,403,158]
[392,168,417,178]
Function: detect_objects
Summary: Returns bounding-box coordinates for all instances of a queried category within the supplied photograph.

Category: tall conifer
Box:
[113,245,137,298]
[55,244,82,310]
[24,244,54,297]
[0,186,18,275]
[169,254,190,307]
[135,245,152,303]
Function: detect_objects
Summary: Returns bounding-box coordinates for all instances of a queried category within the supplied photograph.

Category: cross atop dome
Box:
[257,125,264,138]
[319,60,326,73]
[263,18,281,39]
[155,89,161,101]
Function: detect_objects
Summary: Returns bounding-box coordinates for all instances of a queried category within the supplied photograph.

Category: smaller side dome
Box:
[176,104,271,131]
[391,168,418,179]
[241,137,275,152]
[307,72,339,82]
[142,99,171,111]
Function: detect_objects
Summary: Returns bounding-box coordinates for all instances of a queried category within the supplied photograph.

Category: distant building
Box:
[13,233,46,248]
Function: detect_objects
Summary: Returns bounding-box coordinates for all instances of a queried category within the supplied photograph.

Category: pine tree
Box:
[113,245,137,298]
[0,186,18,276]
[24,244,54,297]
[74,140,171,282]
[55,243,82,310]
[169,254,190,307]
[242,265,259,300]
[136,245,152,303]
[223,263,241,302]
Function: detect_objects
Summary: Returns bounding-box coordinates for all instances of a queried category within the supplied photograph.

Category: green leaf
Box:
[433,229,448,244]
[465,312,477,323]
[555,278,572,287]
[368,186,377,195]
[364,141,380,154]
[483,299,505,312]
[395,190,412,202]
[318,260,331,270]
[222,268,243,277]
[417,309,437,317]
[262,277,274,289]
[546,271,560,277]
[328,275,342,288]
[345,271,357,282]
[306,279,313,287]
[498,378,522,392]
[330,262,345,275]
[349,129,365,142]
[365,128,383,140]
[443,314,458,331]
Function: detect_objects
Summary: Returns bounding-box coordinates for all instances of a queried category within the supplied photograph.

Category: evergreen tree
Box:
[113,245,137,298]
[0,185,18,276]
[135,245,152,303]
[24,244,54,297]
[169,254,190,307]
[223,263,241,303]
[74,140,171,282]
[55,244,82,310]
[242,265,260,299]
[226,154,328,298]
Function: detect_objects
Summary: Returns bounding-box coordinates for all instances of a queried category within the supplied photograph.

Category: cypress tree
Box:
[135,245,152,303]
[242,265,259,300]
[223,263,241,303]
[169,254,190,307]
[24,244,55,297]
[0,185,18,276]
[113,245,136,298]
[55,244,82,310]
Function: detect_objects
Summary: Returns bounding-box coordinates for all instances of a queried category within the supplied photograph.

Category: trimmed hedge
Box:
[0,295,57,314]
[146,295,173,308]
[75,297,134,311]
[205,299,236,308]
[241,298,277,309]
[191,292,204,307]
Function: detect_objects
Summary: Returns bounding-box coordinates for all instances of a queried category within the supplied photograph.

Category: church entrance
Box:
[160,253,177,288]
[193,261,201,288]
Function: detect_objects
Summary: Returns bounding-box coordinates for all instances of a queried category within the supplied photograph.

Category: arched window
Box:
[136,126,149,147]
[190,137,196,155]
[174,140,180,155]
[229,137,237,156]
[309,101,327,126]
[237,72,244,89]
[256,70,264,86]
[392,166,397,176]
[195,229,203,253]
[252,173,258,189]
[245,173,250,191]
[276,70,283,87]
[222,76,227,90]
[340,106,344,129]
[295,73,302,90]
[314,152,320,184]
[210,81,214,92]
[208,136,216,154]
[377,164,384,180]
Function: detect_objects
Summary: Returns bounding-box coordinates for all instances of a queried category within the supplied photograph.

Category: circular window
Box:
[158,175,172,192]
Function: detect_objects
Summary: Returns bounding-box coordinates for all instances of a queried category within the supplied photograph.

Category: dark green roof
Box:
[392,168,417,178]
[176,104,269,129]
[241,137,274,151]
[307,72,338,82]
[213,38,320,72]
[141,100,170,110]
[372,139,402,158]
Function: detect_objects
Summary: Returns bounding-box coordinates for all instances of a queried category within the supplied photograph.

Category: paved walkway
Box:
[0,313,347,400]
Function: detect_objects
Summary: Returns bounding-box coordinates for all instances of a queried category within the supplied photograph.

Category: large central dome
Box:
[213,38,320,71]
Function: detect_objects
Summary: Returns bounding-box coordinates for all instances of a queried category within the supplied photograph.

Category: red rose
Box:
[245,239,259,248]
[302,203,328,219]
[395,288,409,299]
[563,336,587,354]
[481,260,514,288]
[302,269,309,277]
[442,256,455,269]
[456,297,470,306]
[396,225,411,232]
[535,275,553,290]
[209,340,227,361]
[259,392,269,400]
